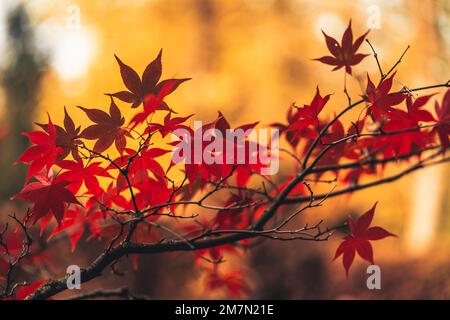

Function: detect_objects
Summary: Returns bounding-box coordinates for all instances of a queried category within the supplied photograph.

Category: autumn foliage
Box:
[1,20,449,300]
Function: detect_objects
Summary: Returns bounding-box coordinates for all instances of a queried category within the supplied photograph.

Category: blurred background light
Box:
[36,22,97,81]
[314,13,346,40]
[244,0,275,11]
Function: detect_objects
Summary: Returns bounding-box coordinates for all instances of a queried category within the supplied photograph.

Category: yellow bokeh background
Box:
[0,0,449,298]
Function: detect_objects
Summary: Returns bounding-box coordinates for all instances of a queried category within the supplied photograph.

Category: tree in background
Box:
[0,5,47,199]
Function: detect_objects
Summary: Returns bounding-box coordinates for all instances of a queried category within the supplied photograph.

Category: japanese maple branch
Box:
[283,153,449,204]
[301,80,449,169]
[25,81,450,300]
[80,144,140,215]
[0,212,33,299]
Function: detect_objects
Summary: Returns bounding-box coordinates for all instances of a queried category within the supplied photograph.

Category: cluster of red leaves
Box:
[274,83,443,186]
[169,111,266,188]
[10,50,265,298]
[5,20,450,299]
[14,51,190,228]
[277,20,450,185]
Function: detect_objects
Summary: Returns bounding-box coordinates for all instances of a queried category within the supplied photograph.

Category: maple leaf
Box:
[212,113,265,186]
[146,112,193,138]
[300,117,350,170]
[280,88,330,147]
[433,89,450,151]
[333,202,396,276]
[365,72,406,121]
[16,117,62,182]
[108,50,190,110]
[129,79,190,127]
[405,94,436,123]
[56,158,112,195]
[314,20,369,75]
[271,103,304,149]
[292,87,330,130]
[134,177,173,209]
[37,107,82,160]
[78,97,129,154]
[48,206,87,252]
[382,108,431,156]
[169,112,261,186]
[273,92,329,156]
[12,170,82,224]
[85,182,129,211]
[214,193,255,229]
[108,147,168,194]
[316,119,346,166]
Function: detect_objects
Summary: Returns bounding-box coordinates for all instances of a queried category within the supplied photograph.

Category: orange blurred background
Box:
[0,0,449,299]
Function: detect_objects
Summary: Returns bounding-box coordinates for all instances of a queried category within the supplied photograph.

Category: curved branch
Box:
[25,81,450,300]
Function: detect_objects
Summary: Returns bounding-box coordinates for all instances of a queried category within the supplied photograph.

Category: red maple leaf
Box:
[37,107,82,160]
[365,72,406,121]
[273,89,330,151]
[48,206,88,252]
[145,112,193,138]
[16,117,62,182]
[56,158,112,195]
[214,192,255,229]
[116,148,171,208]
[433,89,450,151]
[289,87,330,134]
[12,170,82,224]
[108,147,168,194]
[405,94,436,123]
[78,97,129,154]
[129,79,191,127]
[271,104,304,149]
[315,119,346,167]
[85,182,129,212]
[314,20,369,75]
[300,116,356,170]
[169,112,262,186]
[333,202,396,276]
[108,50,190,110]
[134,177,173,210]
[381,108,432,156]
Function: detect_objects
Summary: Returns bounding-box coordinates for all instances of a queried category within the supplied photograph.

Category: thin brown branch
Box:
[66,287,150,300]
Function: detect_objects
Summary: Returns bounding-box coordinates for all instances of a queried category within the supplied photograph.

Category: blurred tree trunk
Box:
[0,5,46,199]
[405,0,449,255]
[195,0,218,72]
